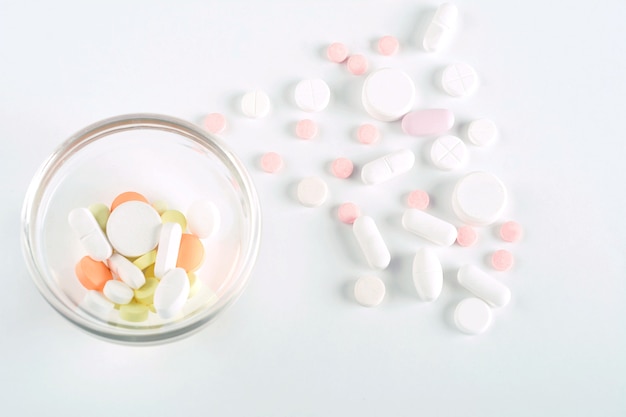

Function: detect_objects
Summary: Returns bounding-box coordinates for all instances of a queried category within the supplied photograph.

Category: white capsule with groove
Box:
[402,209,457,246]
[423,3,458,52]
[361,149,415,185]
[352,216,390,269]
[68,207,112,261]
[457,264,511,308]
[412,248,443,301]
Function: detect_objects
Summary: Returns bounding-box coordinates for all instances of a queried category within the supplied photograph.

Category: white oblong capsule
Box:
[352,216,391,269]
[107,253,146,290]
[361,149,415,185]
[68,207,113,261]
[103,280,134,305]
[154,267,190,319]
[402,209,457,246]
[154,222,183,278]
[423,2,458,52]
[412,248,443,301]
[457,264,511,308]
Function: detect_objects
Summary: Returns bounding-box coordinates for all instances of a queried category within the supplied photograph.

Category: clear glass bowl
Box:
[21,114,261,344]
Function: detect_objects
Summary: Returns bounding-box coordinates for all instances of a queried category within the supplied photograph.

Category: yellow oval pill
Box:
[152,200,168,215]
[134,277,159,305]
[119,302,149,322]
[133,249,157,271]
[161,210,187,231]
[88,203,110,231]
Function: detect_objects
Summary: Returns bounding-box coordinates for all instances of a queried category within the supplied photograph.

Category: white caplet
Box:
[361,149,415,185]
[402,209,457,246]
[412,248,443,302]
[68,207,112,261]
[154,268,190,319]
[352,216,390,270]
[422,3,458,52]
[154,222,183,279]
[107,253,146,290]
[457,265,511,308]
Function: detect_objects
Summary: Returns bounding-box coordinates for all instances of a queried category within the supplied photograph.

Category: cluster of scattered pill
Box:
[68,191,220,322]
[201,3,524,335]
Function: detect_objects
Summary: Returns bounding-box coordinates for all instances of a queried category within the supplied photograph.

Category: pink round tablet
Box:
[500,221,523,242]
[337,202,361,224]
[327,42,349,63]
[331,157,354,179]
[295,119,318,140]
[356,123,380,144]
[406,190,430,210]
[203,113,227,134]
[491,249,514,271]
[378,35,399,56]
[456,225,477,247]
[260,152,283,173]
[347,54,368,75]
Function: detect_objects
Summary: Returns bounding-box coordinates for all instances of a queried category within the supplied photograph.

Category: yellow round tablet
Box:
[134,277,159,305]
[161,210,187,231]
[119,302,149,322]
[133,249,157,271]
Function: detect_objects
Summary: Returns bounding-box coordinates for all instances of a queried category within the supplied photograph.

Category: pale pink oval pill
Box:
[337,202,361,224]
[500,221,523,242]
[492,249,514,271]
[357,123,380,144]
[407,190,430,210]
[203,113,227,134]
[401,109,455,136]
[456,225,477,247]
[295,119,318,140]
[378,35,399,56]
[260,152,283,173]
[331,158,354,179]
[327,42,349,63]
[347,54,368,75]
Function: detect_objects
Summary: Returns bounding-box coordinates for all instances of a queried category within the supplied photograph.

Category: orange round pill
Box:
[176,234,205,272]
[76,256,112,291]
[110,191,149,211]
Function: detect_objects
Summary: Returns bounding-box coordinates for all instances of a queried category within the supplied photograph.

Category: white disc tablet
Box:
[297,177,328,207]
[454,297,492,334]
[106,201,162,257]
[467,118,498,146]
[452,171,507,226]
[294,79,331,112]
[430,135,468,170]
[354,276,385,307]
[441,63,478,97]
[362,68,416,121]
[241,90,271,118]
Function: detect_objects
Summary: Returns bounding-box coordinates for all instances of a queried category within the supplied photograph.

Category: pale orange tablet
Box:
[76,256,112,291]
[110,191,149,211]
[176,234,205,272]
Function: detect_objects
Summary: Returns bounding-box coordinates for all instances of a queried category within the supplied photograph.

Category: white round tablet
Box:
[294,79,331,112]
[106,201,162,257]
[241,90,271,118]
[467,118,498,146]
[362,68,416,121]
[454,297,493,334]
[452,171,507,226]
[430,135,468,170]
[297,177,328,207]
[187,200,220,239]
[354,276,385,307]
[441,63,478,97]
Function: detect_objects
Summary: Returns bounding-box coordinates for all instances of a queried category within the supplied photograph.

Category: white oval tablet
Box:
[106,201,162,257]
[187,200,220,239]
[452,171,507,226]
[441,63,478,97]
[241,90,271,118]
[423,3,458,52]
[430,135,468,170]
[352,216,390,269]
[103,280,134,305]
[457,265,511,308]
[154,222,183,279]
[68,207,113,261]
[354,276,385,307]
[362,68,416,121]
[294,79,331,112]
[107,253,146,290]
[467,118,498,146]
[154,267,190,319]
[402,209,457,246]
[297,177,328,207]
[361,149,415,185]
[412,248,443,301]
[454,297,493,334]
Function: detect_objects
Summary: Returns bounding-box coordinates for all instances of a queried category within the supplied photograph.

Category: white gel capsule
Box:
[154,222,183,278]
[352,216,390,269]
[402,209,457,246]
[423,3,458,52]
[457,264,511,308]
[103,280,134,305]
[187,200,220,239]
[68,207,113,261]
[412,248,443,301]
[107,253,146,290]
[361,149,415,185]
[154,267,190,319]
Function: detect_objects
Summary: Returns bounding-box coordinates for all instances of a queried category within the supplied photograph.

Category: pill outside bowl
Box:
[21,114,261,344]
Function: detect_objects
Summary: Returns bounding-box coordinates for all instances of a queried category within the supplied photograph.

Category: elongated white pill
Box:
[154,222,183,278]
[423,3,458,52]
[154,267,190,319]
[412,248,443,301]
[361,149,415,185]
[103,280,134,305]
[457,265,511,308]
[402,209,457,246]
[352,216,390,269]
[68,207,113,261]
[107,253,146,290]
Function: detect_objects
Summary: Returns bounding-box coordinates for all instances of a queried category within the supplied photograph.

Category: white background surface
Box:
[1,0,625,416]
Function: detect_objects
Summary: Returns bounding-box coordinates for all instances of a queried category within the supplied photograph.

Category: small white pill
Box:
[106,201,162,258]
[154,267,190,319]
[361,149,415,185]
[294,79,331,112]
[402,209,457,246]
[103,280,134,305]
[423,3,458,52]
[454,297,493,335]
[297,177,328,207]
[107,253,146,290]
[354,276,386,307]
[452,171,507,226]
[467,118,498,146]
[154,222,183,279]
[68,207,112,261]
[441,63,478,97]
[412,248,443,302]
[430,135,468,170]
[80,290,114,318]
[362,68,416,121]
[187,200,220,239]
[352,216,390,270]
[241,90,271,118]
[457,265,511,308]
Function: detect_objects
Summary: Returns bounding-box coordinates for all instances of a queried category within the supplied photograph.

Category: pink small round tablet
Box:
[456,226,477,247]
[203,113,227,134]
[356,123,380,144]
[491,249,514,271]
[327,42,349,63]
[500,221,523,242]
[260,152,283,173]
[406,190,430,210]
[331,158,354,179]
[347,54,368,75]
[378,35,399,56]
[338,202,361,224]
[295,119,318,140]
